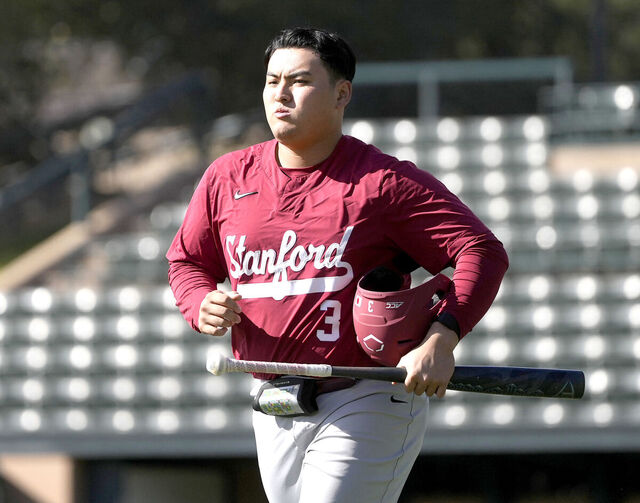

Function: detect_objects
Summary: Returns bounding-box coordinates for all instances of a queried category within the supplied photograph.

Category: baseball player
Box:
[167,27,508,503]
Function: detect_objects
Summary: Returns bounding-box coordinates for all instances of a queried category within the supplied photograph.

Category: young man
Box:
[167,27,508,503]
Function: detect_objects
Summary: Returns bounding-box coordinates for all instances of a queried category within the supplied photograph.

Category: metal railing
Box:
[0,72,214,222]
[354,57,574,118]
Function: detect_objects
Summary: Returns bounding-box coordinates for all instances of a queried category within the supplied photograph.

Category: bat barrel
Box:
[449,366,585,399]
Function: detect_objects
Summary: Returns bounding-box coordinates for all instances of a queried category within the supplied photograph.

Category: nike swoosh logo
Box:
[234,190,258,200]
[390,396,408,404]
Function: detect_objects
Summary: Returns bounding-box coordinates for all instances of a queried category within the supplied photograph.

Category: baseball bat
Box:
[206,353,585,399]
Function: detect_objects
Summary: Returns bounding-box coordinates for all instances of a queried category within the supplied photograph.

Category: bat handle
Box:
[331,366,408,382]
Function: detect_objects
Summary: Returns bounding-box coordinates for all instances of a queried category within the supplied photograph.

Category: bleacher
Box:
[344,111,639,451]
[0,81,639,457]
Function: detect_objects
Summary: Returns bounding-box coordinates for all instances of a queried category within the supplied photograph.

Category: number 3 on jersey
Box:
[317,300,341,342]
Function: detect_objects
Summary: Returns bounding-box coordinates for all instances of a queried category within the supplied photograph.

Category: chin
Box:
[271,125,299,143]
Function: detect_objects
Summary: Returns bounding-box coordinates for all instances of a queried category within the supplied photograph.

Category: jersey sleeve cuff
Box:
[435,312,461,339]
[184,287,212,333]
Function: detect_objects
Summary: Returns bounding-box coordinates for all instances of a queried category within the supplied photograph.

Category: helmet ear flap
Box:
[353,270,453,366]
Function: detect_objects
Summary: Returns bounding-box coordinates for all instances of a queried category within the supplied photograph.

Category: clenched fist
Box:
[198,290,243,336]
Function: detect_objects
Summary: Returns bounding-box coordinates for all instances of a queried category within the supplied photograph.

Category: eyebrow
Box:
[266,70,312,79]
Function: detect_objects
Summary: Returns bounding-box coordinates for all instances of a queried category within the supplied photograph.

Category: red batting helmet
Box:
[352,267,452,366]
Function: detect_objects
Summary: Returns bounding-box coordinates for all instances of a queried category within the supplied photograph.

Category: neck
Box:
[276,130,343,169]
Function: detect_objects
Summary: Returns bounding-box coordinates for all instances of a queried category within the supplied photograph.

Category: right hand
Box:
[198,290,243,336]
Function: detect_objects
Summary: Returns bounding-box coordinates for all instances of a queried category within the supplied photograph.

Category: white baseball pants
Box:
[252,378,429,503]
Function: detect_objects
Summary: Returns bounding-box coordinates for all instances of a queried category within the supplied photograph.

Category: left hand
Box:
[397,321,458,398]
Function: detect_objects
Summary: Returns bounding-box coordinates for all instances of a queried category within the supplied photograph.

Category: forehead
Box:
[266,47,327,75]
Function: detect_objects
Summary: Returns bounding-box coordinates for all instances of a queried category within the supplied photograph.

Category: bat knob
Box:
[206,352,227,375]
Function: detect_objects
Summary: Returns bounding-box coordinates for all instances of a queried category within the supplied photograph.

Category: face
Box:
[263,48,350,151]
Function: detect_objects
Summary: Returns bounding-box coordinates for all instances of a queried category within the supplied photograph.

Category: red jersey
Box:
[167,135,508,376]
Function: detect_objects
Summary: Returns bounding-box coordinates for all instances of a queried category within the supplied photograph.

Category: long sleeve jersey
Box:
[167,135,508,376]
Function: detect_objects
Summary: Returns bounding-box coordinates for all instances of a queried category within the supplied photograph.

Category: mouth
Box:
[274,108,291,119]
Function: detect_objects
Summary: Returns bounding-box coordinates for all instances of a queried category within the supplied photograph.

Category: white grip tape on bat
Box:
[207,353,332,378]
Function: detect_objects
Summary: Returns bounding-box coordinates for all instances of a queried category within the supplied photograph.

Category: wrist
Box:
[429,322,459,351]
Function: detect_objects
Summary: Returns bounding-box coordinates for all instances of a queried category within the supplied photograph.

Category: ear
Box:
[335,79,352,109]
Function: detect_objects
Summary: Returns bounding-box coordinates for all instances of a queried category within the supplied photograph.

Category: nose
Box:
[274,82,291,103]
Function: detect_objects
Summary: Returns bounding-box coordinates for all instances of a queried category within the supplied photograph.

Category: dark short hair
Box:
[264,27,356,82]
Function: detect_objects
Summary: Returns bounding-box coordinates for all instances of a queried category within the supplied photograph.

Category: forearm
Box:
[439,239,509,338]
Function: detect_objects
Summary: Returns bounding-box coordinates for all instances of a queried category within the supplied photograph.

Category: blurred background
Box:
[1,0,640,501]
